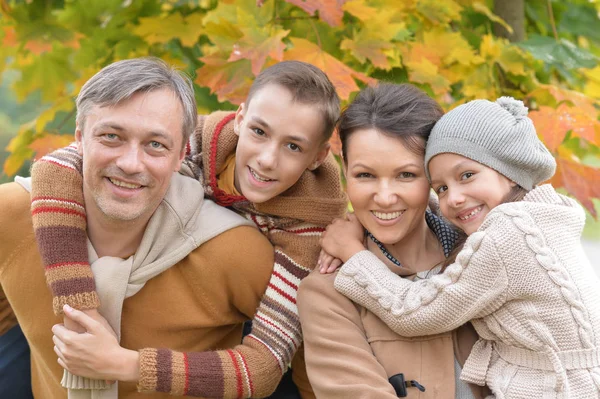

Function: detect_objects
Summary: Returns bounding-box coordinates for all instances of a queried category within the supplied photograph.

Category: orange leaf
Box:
[2,26,16,47]
[530,104,600,153]
[550,158,600,218]
[228,28,289,76]
[28,134,75,159]
[284,0,346,27]
[284,38,375,100]
[196,54,254,105]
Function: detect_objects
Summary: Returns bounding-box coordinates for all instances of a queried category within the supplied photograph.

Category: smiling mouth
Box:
[108,177,142,189]
[371,210,404,220]
[458,206,483,221]
[249,167,275,183]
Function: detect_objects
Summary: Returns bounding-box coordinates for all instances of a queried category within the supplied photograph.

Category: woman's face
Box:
[345,128,431,245]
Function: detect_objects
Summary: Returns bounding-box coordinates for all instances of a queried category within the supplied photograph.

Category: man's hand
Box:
[320,214,366,265]
[52,305,140,382]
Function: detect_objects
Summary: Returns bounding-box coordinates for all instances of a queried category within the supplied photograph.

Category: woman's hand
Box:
[318,249,343,274]
[320,214,366,264]
[52,305,140,382]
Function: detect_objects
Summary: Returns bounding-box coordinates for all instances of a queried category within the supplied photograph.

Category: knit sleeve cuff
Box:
[52,291,100,315]
[138,348,159,393]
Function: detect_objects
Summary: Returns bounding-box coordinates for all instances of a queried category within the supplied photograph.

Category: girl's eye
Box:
[461,172,475,180]
[356,172,373,178]
[149,141,164,150]
[252,128,265,136]
[287,143,301,152]
[398,172,416,179]
[435,185,448,194]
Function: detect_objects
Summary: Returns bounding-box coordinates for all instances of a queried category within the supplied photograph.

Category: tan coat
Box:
[298,268,488,399]
[0,182,275,399]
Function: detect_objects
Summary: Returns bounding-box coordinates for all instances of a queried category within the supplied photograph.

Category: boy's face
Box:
[233,84,330,204]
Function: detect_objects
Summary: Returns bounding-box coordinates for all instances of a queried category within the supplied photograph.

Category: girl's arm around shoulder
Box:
[297,270,399,399]
[334,232,510,337]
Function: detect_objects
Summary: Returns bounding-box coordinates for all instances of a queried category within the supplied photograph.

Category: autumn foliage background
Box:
[0,0,599,238]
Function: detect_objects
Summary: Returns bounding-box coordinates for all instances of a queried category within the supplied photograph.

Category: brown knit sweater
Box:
[29,111,347,398]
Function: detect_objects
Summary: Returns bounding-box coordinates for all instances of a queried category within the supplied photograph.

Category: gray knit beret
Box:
[424,97,556,190]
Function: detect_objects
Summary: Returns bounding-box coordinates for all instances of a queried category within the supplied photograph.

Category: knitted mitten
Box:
[30,144,99,315]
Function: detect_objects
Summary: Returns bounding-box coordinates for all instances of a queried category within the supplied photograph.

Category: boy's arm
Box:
[30,144,100,314]
[334,232,509,337]
[138,224,322,398]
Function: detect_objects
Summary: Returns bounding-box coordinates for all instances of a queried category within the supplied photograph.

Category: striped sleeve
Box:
[137,220,323,398]
[30,144,99,314]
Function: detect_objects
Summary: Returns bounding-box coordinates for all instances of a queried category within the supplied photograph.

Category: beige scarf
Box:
[18,172,253,399]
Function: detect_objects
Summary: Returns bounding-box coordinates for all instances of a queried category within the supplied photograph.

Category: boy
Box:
[30,60,347,398]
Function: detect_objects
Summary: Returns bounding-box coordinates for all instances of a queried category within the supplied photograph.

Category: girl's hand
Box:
[52,305,140,383]
[320,214,366,264]
[318,249,343,274]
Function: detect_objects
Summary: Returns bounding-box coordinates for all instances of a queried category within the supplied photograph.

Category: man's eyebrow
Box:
[92,123,124,133]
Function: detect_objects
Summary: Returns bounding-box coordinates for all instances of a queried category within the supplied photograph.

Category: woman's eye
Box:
[435,185,448,194]
[356,172,372,178]
[460,172,475,180]
[398,172,415,179]
[252,128,265,136]
[287,143,301,152]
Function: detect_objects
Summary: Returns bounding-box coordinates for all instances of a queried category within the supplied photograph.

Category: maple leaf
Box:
[196,54,254,104]
[471,2,513,34]
[35,97,74,133]
[416,0,462,25]
[342,0,378,21]
[228,27,290,76]
[341,36,393,69]
[4,122,35,176]
[133,13,204,47]
[405,58,450,96]
[582,66,600,100]
[284,0,346,27]
[550,157,600,218]
[29,134,75,159]
[284,38,375,100]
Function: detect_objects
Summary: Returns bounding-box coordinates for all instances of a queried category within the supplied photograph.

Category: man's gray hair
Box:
[76,57,197,146]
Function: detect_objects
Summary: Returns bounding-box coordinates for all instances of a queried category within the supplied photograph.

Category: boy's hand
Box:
[320,214,366,264]
[52,305,140,383]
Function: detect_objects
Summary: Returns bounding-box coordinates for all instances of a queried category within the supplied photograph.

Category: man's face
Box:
[76,88,186,227]
[233,84,330,204]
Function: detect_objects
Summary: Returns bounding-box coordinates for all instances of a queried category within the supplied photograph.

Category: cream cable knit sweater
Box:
[335,185,600,398]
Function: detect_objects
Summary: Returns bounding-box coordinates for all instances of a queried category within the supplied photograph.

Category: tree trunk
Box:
[493,0,525,42]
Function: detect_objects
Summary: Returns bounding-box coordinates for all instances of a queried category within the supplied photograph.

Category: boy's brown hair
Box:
[246,61,340,141]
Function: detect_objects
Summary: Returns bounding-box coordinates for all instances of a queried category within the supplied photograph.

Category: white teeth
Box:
[459,206,482,221]
[372,211,403,220]
[250,168,273,182]
[109,178,141,189]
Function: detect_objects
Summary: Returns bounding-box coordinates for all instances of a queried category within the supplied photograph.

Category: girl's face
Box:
[429,153,516,235]
[345,128,430,245]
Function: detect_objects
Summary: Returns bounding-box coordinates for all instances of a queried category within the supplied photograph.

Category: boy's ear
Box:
[233,103,246,136]
[75,123,84,156]
[308,142,331,171]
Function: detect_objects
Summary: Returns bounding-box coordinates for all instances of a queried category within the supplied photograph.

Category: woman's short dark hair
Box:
[338,83,444,162]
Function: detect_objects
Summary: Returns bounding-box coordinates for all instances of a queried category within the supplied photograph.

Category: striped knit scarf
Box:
[24,171,253,398]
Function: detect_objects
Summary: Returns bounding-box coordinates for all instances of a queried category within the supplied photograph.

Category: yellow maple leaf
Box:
[284,38,375,100]
[133,13,204,47]
[342,0,378,21]
[228,27,290,76]
[29,134,75,160]
[583,66,600,99]
[471,2,513,34]
[284,0,345,27]
[417,0,462,25]
[35,97,74,133]
[479,34,502,61]
[461,64,498,99]
[497,45,528,76]
[196,54,254,104]
[404,58,450,95]
[341,35,393,69]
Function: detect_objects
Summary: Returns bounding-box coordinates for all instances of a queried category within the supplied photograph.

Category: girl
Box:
[298,83,488,398]
[321,97,600,398]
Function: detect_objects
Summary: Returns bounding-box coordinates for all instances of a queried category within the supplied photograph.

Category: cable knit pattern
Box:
[335,185,600,398]
[29,111,347,398]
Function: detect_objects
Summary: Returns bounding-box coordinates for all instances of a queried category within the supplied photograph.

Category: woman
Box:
[297,84,488,398]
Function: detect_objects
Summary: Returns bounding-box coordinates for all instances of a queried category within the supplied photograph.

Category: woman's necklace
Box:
[367,232,403,268]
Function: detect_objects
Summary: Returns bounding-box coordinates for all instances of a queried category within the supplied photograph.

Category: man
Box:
[0,57,274,398]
